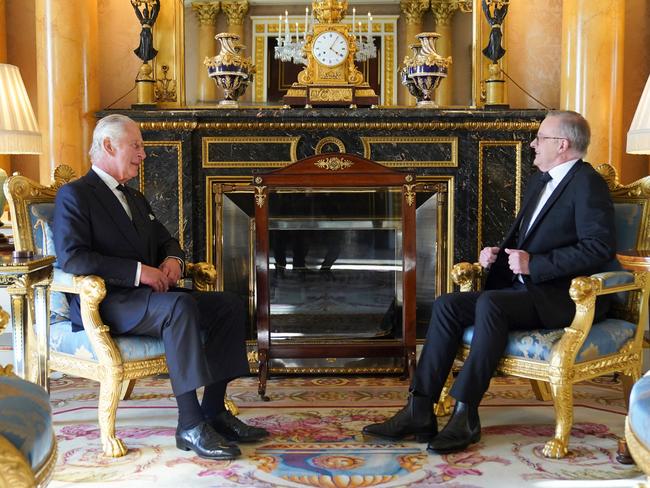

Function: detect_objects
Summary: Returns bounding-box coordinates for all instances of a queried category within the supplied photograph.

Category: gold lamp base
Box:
[484,63,509,109]
[132,62,157,109]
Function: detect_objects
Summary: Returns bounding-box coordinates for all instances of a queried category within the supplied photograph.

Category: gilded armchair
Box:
[4,165,235,458]
[438,163,650,459]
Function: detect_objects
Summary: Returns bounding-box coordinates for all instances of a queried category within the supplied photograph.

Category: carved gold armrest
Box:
[186,262,218,292]
[53,274,123,366]
[451,262,483,292]
[549,271,650,370]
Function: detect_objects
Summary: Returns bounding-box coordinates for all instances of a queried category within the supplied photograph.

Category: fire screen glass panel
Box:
[218,187,441,344]
[267,189,403,340]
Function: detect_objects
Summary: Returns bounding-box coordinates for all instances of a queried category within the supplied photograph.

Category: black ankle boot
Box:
[427,400,480,454]
[362,392,437,442]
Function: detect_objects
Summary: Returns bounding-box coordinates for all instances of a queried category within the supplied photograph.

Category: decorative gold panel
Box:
[152,0,185,107]
[201,136,300,168]
[361,136,458,167]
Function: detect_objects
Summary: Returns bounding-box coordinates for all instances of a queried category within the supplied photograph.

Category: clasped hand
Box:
[140,258,182,292]
[479,246,530,275]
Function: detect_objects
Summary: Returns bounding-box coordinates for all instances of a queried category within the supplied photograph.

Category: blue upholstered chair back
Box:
[28,201,166,361]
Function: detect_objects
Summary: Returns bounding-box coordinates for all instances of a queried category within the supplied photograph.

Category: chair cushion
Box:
[461,318,636,362]
[629,370,650,450]
[50,320,166,361]
[30,202,72,324]
[0,375,54,470]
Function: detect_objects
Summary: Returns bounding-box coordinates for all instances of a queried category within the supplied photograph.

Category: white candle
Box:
[352,8,356,35]
[295,22,299,43]
[358,21,362,43]
[368,12,372,43]
[304,7,309,41]
[278,15,282,45]
[285,11,290,43]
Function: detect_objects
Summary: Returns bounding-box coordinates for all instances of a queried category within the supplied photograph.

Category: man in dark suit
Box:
[363,110,617,454]
[54,114,268,460]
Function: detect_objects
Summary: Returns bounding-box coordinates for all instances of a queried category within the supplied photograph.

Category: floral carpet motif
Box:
[48,375,645,487]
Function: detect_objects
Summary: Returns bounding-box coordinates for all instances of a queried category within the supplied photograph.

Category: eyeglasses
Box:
[533,135,567,144]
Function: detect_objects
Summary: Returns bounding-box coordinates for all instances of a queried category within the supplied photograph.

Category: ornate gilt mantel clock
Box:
[283,0,379,108]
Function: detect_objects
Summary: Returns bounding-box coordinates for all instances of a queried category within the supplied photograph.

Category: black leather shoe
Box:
[362,392,437,442]
[427,401,481,454]
[176,421,241,459]
[210,411,270,443]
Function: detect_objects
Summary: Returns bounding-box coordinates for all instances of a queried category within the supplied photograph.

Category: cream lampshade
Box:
[627,75,650,154]
[0,63,41,155]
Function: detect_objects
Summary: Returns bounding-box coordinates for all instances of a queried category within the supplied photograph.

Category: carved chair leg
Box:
[98,377,128,457]
[120,380,136,401]
[434,372,454,417]
[542,381,573,459]
[530,379,552,401]
[620,372,641,409]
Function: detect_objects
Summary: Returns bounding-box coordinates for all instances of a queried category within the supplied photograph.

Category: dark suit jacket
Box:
[53,169,184,333]
[484,160,617,328]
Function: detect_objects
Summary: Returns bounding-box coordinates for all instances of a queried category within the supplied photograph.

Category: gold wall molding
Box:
[477,140,522,253]
[205,176,254,268]
[222,0,248,26]
[191,1,220,26]
[142,141,185,249]
[202,136,299,168]
[361,136,458,167]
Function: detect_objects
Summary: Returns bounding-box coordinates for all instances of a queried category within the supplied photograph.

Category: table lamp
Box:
[627,74,650,155]
[0,63,42,253]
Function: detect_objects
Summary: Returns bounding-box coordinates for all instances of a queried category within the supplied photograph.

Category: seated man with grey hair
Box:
[54,114,268,460]
[363,110,618,454]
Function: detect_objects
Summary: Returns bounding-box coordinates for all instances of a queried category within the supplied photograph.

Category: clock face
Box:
[312,31,349,67]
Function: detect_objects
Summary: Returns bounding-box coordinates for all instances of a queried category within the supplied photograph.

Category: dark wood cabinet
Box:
[253,153,420,399]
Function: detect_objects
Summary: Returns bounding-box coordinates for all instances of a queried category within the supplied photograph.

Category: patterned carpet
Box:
[48,374,645,487]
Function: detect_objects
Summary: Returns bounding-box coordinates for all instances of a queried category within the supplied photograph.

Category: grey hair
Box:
[547,110,591,156]
[89,114,136,163]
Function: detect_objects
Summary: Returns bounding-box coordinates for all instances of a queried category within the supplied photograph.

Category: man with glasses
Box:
[363,110,617,454]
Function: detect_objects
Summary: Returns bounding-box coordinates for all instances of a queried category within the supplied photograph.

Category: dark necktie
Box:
[116,184,145,231]
[517,172,552,247]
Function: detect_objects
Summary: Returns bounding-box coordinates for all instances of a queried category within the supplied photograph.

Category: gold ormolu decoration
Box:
[4,165,238,458]
[283,0,379,107]
[404,183,416,206]
[315,136,346,154]
[310,88,353,103]
[193,120,540,131]
[155,64,177,102]
[314,157,354,171]
[254,185,266,207]
[438,163,650,459]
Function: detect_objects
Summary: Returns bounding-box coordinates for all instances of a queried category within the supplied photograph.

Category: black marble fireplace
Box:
[102,107,545,372]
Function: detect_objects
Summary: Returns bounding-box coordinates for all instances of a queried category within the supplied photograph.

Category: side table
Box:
[0,255,55,391]
[616,250,650,464]
[617,250,650,350]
